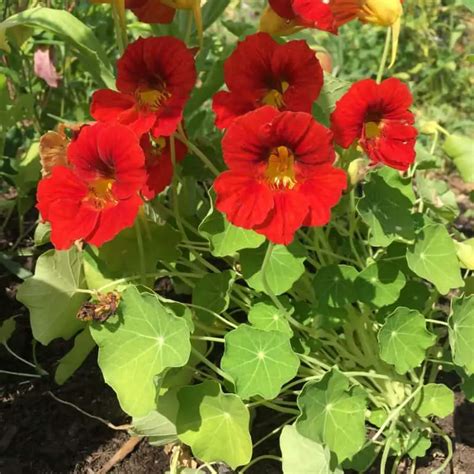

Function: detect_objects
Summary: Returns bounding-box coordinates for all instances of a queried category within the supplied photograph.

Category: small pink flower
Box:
[34,48,61,88]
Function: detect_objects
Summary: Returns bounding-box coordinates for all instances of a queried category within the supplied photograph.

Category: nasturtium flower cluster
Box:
[36,1,416,250]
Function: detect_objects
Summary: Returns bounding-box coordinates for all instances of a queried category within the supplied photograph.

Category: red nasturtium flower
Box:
[261,0,403,35]
[91,37,196,137]
[214,107,347,245]
[330,78,417,171]
[212,33,323,130]
[140,133,187,200]
[37,123,146,250]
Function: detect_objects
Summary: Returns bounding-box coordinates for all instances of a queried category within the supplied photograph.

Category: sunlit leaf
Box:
[177,381,252,469]
[406,224,464,295]
[412,383,454,418]
[90,286,191,417]
[221,325,299,400]
[248,298,293,336]
[296,370,366,463]
[16,248,87,345]
[443,134,474,183]
[378,307,436,374]
[449,295,474,375]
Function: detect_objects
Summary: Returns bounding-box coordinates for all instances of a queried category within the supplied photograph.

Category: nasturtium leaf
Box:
[449,296,474,375]
[131,409,177,446]
[16,248,87,345]
[33,222,51,246]
[221,325,299,400]
[377,167,416,203]
[412,383,454,418]
[192,270,234,324]
[280,425,342,474]
[406,224,464,295]
[358,173,415,247]
[90,286,191,417]
[240,242,306,296]
[296,370,367,463]
[378,307,436,374]
[0,7,114,88]
[98,221,181,281]
[0,317,15,344]
[416,174,459,221]
[443,134,474,183]
[55,327,96,385]
[342,444,378,473]
[82,246,115,291]
[313,264,359,308]
[248,298,293,336]
[177,381,252,469]
[406,430,432,459]
[355,262,406,307]
[462,375,474,402]
[199,205,264,257]
[454,238,474,270]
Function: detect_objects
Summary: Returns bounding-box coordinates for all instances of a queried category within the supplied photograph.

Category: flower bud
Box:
[358,0,403,27]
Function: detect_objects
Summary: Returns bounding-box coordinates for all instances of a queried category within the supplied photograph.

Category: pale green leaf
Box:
[412,383,454,418]
[358,173,415,247]
[406,224,464,295]
[443,134,474,183]
[131,410,177,446]
[90,286,191,417]
[16,248,87,345]
[55,327,96,385]
[221,325,299,400]
[406,430,431,459]
[177,381,252,469]
[355,262,406,307]
[296,370,366,463]
[199,205,264,257]
[454,238,474,270]
[378,307,436,374]
[240,242,306,296]
[449,295,474,375]
[248,298,293,336]
[280,425,342,474]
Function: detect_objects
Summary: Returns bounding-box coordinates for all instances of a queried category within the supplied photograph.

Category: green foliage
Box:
[296,370,367,463]
[91,286,191,417]
[247,298,293,335]
[0,317,16,344]
[221,325,299,399]
[406,224,464,295]
[313,264,358,308]
[449,296,474,375]
[176,381,252,469]
[443,134,474,183]
[412,383,455,418]
[378,308,436,374]
[131,410,177,447]
[16,248,87,345]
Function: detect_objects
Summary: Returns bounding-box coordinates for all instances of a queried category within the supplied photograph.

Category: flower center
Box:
[85,178,117,210]
[265,146,297,189]
[135,86,170,112]
[364,121,382,139]
[262,81,289,108]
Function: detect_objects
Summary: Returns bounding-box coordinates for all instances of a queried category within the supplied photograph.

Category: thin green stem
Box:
[0,369,41,378]
[376,27,391,84]
[191,347,233,382]
[191,336,224,343]
[425,318,449,327]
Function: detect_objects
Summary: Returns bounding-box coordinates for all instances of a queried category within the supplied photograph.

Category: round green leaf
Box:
[131,410,177,447]
[177,381,252,469]
[240,242,306,296]
[296,370,367,463]
[355,262,406,307]
[199,204,264,257]
[312,264,359,308]
[358,173,415,247]
[378,307,436,374]
[406,430,432,459]
[406,224,464,295]
[90,286,191,417]
[16,248,87,345]
[248,298,293,336]
[280,425,342,474]
[412,383,454,418]
[449,295,474,375]
[221,325,299,400]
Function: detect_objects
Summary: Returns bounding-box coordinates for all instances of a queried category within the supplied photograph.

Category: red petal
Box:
[129,0,176,23]
[298,165,347,226]
[254,190,309,245]
[292,0,338,32]
[212,91,256,130]
[269,0,296,19]
[214,172,274,229]
[222,106,279,173]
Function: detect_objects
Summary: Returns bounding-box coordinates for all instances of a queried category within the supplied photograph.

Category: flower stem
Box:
[376,27,391,84]
[111,0,128,54]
